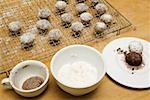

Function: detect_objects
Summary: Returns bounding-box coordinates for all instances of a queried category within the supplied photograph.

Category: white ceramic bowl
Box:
[1,60,49,97]
[50,45,106,96]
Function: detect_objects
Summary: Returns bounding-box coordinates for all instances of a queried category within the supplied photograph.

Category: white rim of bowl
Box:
[50,44,106,89]
[10,60,49,93]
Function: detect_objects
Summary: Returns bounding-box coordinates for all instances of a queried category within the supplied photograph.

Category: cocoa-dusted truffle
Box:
[8,21,21,36]
[38,8,51,19]
[95,3,108,16]
[125,52,142,66]
[76,3,89,15]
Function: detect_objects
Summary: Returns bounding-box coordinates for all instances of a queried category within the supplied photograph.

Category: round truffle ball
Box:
[55,1,67,10]
[80,12,93,22]
[61,13,73,23]
[38,8,51,19]
[48,29,62,40]
[95,3,108,15]
[20,32,35,44]
[125,52,142,66]
[100,13,113,24]
[36,19,51,30]
[71,22,84,32]
[76,3,89,13]
[8,21,21,32]
[95,22,107,32]
[129,41,143,53]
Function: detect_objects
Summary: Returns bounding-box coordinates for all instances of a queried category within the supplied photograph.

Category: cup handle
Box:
[1,78,13,89]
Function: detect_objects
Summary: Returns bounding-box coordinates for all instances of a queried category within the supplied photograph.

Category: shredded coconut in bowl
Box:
[58,61,98,88]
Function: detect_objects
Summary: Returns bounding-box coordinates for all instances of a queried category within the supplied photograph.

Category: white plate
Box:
[102,37,150,89]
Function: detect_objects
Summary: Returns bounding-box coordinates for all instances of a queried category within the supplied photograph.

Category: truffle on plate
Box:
[94,22,107,37]
[55,1,67,15]
[91,0,99,8]
[48,29,62,46]
[100,13,113,25]
[125,52,142,66]
[80,12,93,27]
[61,12,73,28]
[129,41,143,54]
[76,3,89,15]
[95,3,108,17]
[36,19,51,35]
[38,8,51,19]
[20,32,35,50]
[71,21,84,37]
[8,21,21,36]
[76,0,86,3]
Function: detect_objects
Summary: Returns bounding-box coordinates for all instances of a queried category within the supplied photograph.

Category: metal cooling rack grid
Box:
[0,0,132,75]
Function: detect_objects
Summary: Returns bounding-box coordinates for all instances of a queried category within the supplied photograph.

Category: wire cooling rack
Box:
[0,0,132,75]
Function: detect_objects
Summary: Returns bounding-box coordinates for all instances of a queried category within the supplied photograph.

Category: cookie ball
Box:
[80,12,93,27]
[36,19,51,30]
[125,52,142,66]
[71,21,84,32]
[55,1,67,10]
[129,41,143,53]
[20,32,35,44]
[76,3,89,14]
[48,29,62,40]
[38,8,51,19]
[95,3,108,15]
[100,13,113,24]
[80,12,93,22]
[8,21,21,32]
[61,12,73,23]
[95,22,107,33]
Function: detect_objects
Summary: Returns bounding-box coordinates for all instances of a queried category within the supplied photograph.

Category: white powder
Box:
[58,61,98,88]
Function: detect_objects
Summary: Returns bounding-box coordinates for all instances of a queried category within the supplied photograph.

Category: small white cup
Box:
[1,60,49,97]
[50,45,106,96]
